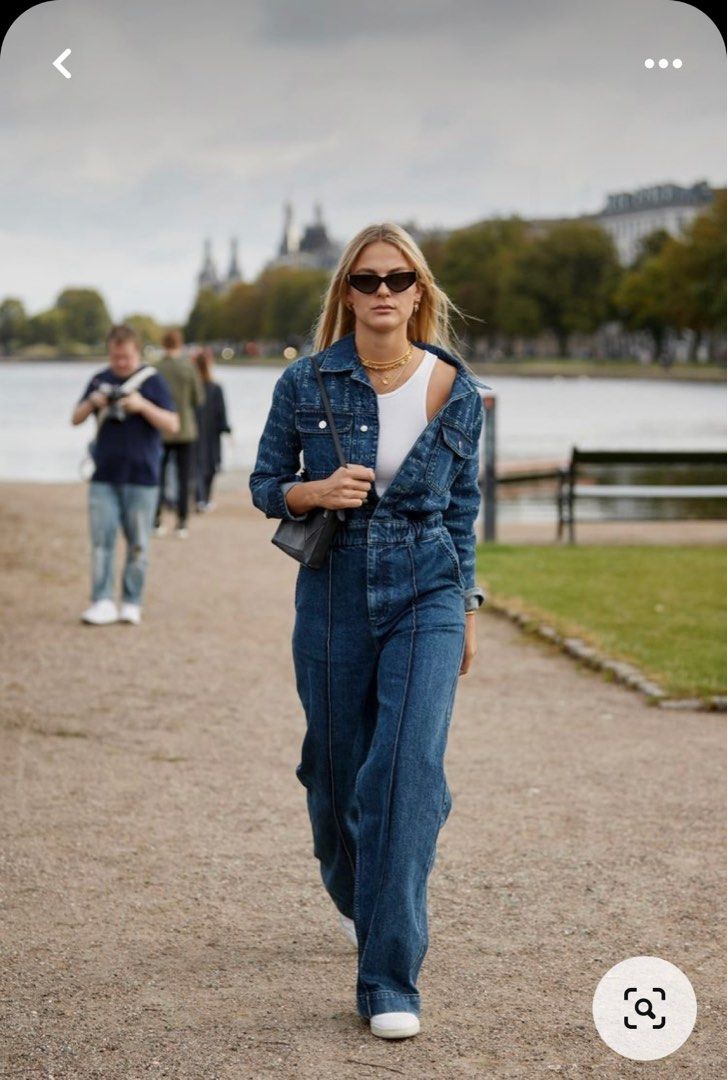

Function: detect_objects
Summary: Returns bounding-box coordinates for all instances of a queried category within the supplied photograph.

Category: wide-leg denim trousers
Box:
[292,511,466,1019]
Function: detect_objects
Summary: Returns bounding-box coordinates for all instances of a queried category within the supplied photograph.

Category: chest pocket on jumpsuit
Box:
[294,406,354,478]
[425,417,473,495]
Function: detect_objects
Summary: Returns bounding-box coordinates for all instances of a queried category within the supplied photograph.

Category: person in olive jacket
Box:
[153,328,205,537]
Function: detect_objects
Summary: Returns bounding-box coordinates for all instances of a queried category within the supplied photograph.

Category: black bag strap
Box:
[311,356,347,468]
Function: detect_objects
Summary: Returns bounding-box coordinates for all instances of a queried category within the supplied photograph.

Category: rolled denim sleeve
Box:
[442,398,486,612]
[248,365,308,520]
[279,480,308,521]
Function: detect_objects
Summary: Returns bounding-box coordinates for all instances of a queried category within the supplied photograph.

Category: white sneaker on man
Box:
[118,602,142,625]
[370,1012,421,1039]
[81,599,119,625]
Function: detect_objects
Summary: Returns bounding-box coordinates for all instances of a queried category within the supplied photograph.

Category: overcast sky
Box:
[0,0,724,323]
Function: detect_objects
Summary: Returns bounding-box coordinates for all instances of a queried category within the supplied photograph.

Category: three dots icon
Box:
[645,58,683,68]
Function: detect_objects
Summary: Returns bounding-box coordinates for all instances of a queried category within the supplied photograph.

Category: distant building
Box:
[268,202,342,270]
[196,237,243,295]
[425,180,718,267]
[194,180,719,301]
[590,180,716,264]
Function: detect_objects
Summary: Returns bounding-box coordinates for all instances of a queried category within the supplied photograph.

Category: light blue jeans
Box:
[88,481,159,605]
[292,512,466,1019]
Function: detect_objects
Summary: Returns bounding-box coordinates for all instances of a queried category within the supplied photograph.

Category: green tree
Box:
[0,298,28,351]
[491,240,543,351]
[219,281,263,341]
[258,266,329,342]
[185,288,224,342]
[630,228,672,267]
[613,249,676,361]
[518,222,621,357]
[24,307,66,347]
[55,288,111,345]
[122,313,164,346]
[614,192,727,364]
[664,190,726,360]
[422,217,536,349]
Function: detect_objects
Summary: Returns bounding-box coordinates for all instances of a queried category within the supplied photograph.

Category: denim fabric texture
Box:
[88,481,159,604]
[249,332,490,609]
[248,332,491,1018]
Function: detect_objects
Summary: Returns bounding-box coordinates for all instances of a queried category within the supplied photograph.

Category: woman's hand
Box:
[316,464,376,511]
[460,613,477,675]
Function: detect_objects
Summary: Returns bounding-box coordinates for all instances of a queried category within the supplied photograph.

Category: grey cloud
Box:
[0,0,723,322]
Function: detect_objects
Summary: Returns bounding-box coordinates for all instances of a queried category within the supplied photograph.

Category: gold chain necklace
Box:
[359,342,414,386]
[376,349,416,392]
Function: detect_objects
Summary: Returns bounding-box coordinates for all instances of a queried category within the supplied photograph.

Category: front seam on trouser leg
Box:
[411,752,453,975]
[357,567,417,978]
[327,549,356,878]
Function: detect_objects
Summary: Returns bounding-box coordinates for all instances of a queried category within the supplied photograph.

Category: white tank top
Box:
[374,350,438,497]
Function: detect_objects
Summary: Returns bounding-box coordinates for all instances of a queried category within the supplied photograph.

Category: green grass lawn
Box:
[475,544,726,699]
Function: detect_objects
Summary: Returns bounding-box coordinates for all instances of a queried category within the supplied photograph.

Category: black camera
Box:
[97,382,129,422]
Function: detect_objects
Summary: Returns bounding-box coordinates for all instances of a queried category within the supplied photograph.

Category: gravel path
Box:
[1,482,724,1079]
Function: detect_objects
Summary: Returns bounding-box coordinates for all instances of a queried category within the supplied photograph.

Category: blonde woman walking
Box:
[249,223,490,1039]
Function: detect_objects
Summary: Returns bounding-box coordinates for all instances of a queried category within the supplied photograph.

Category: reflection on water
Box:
[0,361,724,523]
[496,468,726,524]
[584,461,726,520]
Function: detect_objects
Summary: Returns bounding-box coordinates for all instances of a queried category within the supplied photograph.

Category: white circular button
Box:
[360,424,368,432]
[318,420,327,428]
[592,956,697,1061]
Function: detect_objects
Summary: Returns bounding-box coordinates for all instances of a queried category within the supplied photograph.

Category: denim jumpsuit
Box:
[249,331,491,1019]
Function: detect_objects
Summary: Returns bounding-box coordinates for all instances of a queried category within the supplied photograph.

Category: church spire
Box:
[198,238,219,292]
[226,237,242,284]
[278,202,299,257]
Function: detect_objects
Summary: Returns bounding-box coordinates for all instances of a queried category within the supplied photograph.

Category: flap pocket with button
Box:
[294,407,353,477]
[440,421,472,458]
[294,408,353,435]
[425,419,473,494]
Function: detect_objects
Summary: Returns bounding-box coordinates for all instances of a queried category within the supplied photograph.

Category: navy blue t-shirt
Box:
[79,366,176,486]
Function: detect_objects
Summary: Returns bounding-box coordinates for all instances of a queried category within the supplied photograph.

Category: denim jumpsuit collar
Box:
[316,331,492,403]
[313,331,491,527]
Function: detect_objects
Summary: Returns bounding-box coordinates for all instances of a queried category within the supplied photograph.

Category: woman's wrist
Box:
[283,479,323,517]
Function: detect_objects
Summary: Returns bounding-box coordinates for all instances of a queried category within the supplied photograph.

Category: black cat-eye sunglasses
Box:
[346,270,417,294]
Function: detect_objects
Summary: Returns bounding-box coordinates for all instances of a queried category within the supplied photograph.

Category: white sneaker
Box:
[370,1012,421,1039]
[153,524,167,536]
[81,599,118,625]
[338,912,357,947]
[118,602,142,625]
[175,526,189,539]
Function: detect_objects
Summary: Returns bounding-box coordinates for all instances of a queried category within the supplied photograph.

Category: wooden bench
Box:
[557,448,726,543]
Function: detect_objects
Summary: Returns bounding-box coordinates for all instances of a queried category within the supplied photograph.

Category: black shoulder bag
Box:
[270,356,348,568]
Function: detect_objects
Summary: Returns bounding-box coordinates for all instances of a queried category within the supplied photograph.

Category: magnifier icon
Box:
[634,998,656,1020]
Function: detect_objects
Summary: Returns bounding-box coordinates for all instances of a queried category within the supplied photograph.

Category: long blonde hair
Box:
[312,222,465,357]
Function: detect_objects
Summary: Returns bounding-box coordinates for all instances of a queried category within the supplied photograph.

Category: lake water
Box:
[1,361,724,521]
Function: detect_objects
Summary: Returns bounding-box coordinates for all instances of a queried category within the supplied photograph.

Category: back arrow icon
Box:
[53,48,72,79]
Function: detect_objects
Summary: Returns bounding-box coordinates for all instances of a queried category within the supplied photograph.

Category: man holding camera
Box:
[71,324,180,625]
